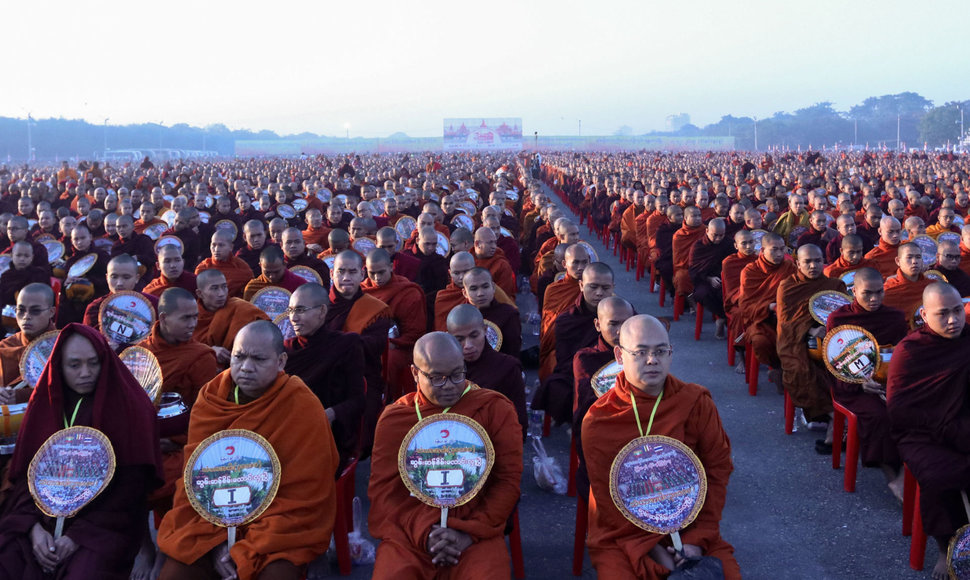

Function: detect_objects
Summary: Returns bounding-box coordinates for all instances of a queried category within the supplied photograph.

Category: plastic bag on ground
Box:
[531,436,567,494]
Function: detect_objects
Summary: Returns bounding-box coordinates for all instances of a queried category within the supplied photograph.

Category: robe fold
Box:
[823,256,876,279]
[194,256,254,298]
[475,253,517,299]
[863,240,901,278]
[887,326,970,537]
[572,336,615,499]
[143,271,197,298]
[688,236,731,318]
[242,269,307,301]
[826,302,907,466]
[739,255,796,367]
[284,253,330,287]
[158,371,337,580]
[466,344,528,438]
[776,272,845,418]
[284,329,366,469]
[368,386,522,580]
[390,251,421,282]
[193,298,269,351]
[882,270,931,321]
[937,265,970,296]
[535,295,599,425]
[0,266,49,309]
[539,275,580,380]
[362,275,427,399]
[721,252,757,340]
[479,299,521,358]
[672,225,705,296]
[582,372,739,579]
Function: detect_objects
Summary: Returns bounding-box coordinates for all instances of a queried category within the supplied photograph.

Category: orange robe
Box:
[672,225,704,295]
[133,217,168,235]
[960,242,970,276]
[739,255,796,367]
[0,330,48,403]
[362,275,427,398]
[534,237,558,268]
[720,252,757,340]
[138,324,220,511]
[157,371,337,579]
[143,271,197,298]
[539,275,580,380]
[193,298,269,351]
[302,225,332,248]
[195,256,254,298]
[619,204,643,249]
[582,372,740,579]
[863,240,901,278]
[823,256,876,279]
[475,253,517,299]
[368,386,522,579]
[883,270,931,322]
[776,272,845,418]
[433,282,515,332]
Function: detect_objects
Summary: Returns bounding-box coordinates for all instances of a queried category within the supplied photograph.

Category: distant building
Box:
[665,114,690,132]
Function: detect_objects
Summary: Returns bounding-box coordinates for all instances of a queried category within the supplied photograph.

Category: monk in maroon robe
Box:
[739,233,796,376]
[82,255,159,342]
[0,242,49,312]
[935,239,970,296]
[462,267,521,359]
[888,283,970,579]
[281,227,330,286]
[111,215,155,289]
[826,268,907,497]
[688,218,731,330]
[0,324,162,579]
[143,244,197,298]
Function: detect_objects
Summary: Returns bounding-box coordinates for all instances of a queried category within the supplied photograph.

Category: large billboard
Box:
[443,118,522,151]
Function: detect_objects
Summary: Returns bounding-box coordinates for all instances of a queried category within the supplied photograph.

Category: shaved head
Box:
[446,303,484,329]
[595,296,635,347]
[617,315,672,394]
[921,282,964,338]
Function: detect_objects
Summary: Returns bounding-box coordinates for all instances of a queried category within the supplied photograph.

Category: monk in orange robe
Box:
[473,227,516,299]
[192,269,269,366]
[823,234,875,279]
[583,315,739,579]
[144,244,197,298]
[863,216,903,277]
[0,284,55,402]
[363,249,427,399]
[672,206,705,297]
[301,208,331,249]
[641,197,671,270]
[776,244,844,431]
[739,233,796,374]
[882,242,932,321]
[434,253,515,331]
[368,333,522,579]
[242,246,308,301]
[157,321,337,580]
[721,230,757,356]
[195,229,253,298]
[540,244,589,380]
[619,191,646,250]
[959,225,970,276]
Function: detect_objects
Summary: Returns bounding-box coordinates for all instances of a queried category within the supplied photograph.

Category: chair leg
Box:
[567,437,578,498]
[649,264,657,293]
[844,413,859,492]
[727,327,736,366]
[784,391,794,435]
[658,279,666,307]
[673,294,684,321]
[694,304,704,341]
[542,414,551,437]
[334,482,352,575]
[903,466,916,536]
[572,495,588,576]
[910,485,926,570]
[746,345,758,396]
[510,508,525,579]
[831,408,844,470]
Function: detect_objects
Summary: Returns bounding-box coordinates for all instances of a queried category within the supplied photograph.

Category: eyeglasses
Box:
[941,254,961,260]
[414,366,467,388]
[618,345,673,361]
[285,304,324,316]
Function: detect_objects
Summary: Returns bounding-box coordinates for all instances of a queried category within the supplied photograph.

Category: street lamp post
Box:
[103,118,109,153]
[26,114,32,163]
[753,117,758,151]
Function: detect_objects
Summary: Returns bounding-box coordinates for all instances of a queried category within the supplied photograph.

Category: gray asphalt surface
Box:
[320,184,933,579]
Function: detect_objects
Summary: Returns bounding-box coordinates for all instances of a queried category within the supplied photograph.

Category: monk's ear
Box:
[613,345,623,365]
[277,352,287,372]
[895,255,902,267]
[594,318,602,334]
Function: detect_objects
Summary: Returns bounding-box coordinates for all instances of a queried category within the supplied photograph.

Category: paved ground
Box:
[318,185,935,579]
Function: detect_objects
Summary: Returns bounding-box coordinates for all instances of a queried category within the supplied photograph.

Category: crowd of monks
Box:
[0,147,964,578]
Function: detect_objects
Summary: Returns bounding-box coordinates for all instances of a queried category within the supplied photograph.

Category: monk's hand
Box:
[768,302,776,312]
[861,379,886,396]
[0,387,15,405]
[427,526,472,567]
[707,276,722,289]
[210,542,238,580]
[30,522,58,572]
[53,534,78,564]
[667,543,703,567]
[325,408,336,423]
[212,346,231,365]
[648,543,676,571]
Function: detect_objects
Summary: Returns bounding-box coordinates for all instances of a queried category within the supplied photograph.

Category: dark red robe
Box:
[465,343,527,438]
[479,299,521,359]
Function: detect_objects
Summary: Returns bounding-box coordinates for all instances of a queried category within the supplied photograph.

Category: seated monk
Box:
[887,283,970,580]
[446,304,527,438]
[882,242,932,321]
[482,214,521,276]
[926,207,960,239]
[536,262,615,427]
[572,296,634,498]
[242,245,307,301]
[0,283,56,403]
[934,239,970,296]
[823,234,875,279]
[960,225,970,276]
[536,243,569,312]
[671,206,705,301]
[281,227,330,285]
[462,267,521,358]
[82,254,159,341]
[449,226,474,255]
[0,324,163,579]
[284,283,366,470]
[533,217,576,280]
[144,244,197,298]
[235,219,272,272]
[434,251,476,332]
[654,205,684,300]
[317,228,353,260]
[368,332,522,579]
[619,190,646,251]
[688,218,731,337]
[301,207,331,251]
[55,224,111,327]
[0,242,48,314]
[721,230,758,371]
[582,315,739,578]
[771,193,810,242]
[639,196,670,277]
[903,216,926,243]
[195,229,254,299]
[133,201,167,236]
[826,268,907,500]
[375,227,420,282]
[863,216,903,277]
[539,243,589,380]
[3,216,50,277]
[739,233,796,383]
[193,269,269,366]
[157,321,337,580]
[776,244,845,451]
[327,250,392,457]
[363,249,427,399]
[134,287,220,577]
[405,226,450,301]
[473,227,517,299]
[111,215,155,288]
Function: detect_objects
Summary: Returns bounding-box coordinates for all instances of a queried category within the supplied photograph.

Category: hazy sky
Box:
[5,0,968,137]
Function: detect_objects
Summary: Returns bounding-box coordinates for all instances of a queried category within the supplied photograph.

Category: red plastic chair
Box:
[745,341,759,396]
[726,322,736,366]
[508,507,525,579]
[909,477,926,570]
[694,303,705,340]
[903,465,916,536]
[566,436,579,498]
[649,264,657,293]
[332,459,359,575]
[673,294,685,321]
[572,494,588,576]
[831,395,860,492]
[658,278,667,307]
[784,391,795,434]
[50,278,62,307]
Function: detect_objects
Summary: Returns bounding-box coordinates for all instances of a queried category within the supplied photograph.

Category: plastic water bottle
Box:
[528,312,540,336]
[527,403,544,438]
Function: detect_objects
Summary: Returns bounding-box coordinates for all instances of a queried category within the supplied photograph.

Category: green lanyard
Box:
[63,398,83,429]
[234,386,241,404]
[630,389,664,438]
[415,385,472,421]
